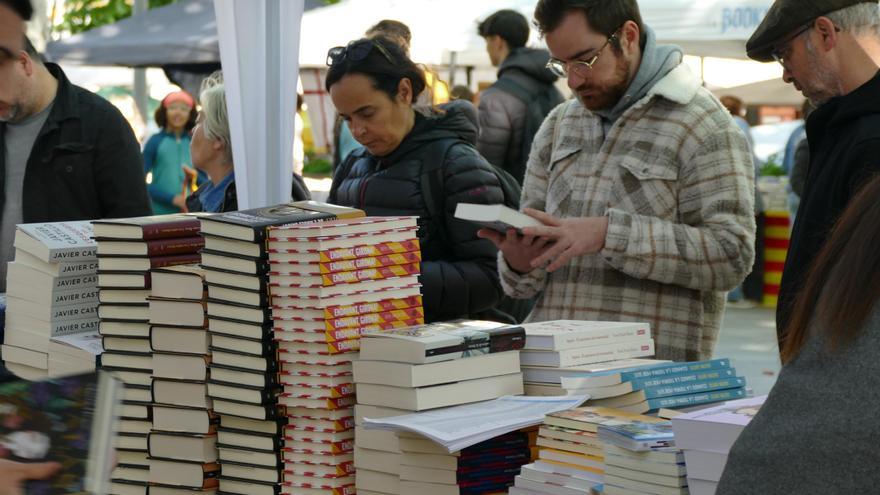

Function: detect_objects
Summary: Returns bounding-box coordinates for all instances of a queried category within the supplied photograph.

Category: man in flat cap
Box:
[747,0,880,351]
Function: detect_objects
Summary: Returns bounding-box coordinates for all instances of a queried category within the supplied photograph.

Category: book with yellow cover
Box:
[544,406,666,433]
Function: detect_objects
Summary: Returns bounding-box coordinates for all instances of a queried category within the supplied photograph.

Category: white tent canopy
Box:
[298,0,773,67]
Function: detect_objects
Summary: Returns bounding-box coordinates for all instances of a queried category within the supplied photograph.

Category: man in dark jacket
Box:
[746,0,880,347]
[0,37,151,292]
[477,9,564,184]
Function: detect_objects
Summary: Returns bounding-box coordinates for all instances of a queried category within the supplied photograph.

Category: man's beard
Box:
[799,37,844,107]
[573,54,632,112]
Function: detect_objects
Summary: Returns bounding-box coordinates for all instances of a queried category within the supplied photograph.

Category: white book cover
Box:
[522,320,651,351]
[521,338,655,368]
[14,221,97,263]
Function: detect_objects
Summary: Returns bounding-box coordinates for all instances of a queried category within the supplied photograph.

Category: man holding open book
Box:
[480,0,756,361]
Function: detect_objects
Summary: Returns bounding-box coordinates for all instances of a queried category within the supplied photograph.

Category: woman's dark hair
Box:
[154,102,198,133]
[478,9,530,49]
[324,37,425,104]
[1,0,33,20]
[781,174,880,363]
[533,0,645,49]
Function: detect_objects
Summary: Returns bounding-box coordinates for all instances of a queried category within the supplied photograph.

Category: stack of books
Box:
[268,216,424,495]
[596,420,686,495]
[2,221,100,379]
[92,214,204,492]
[353,320,526,494]
[195,201,365,495]
[670,395,766,495]
[396,430,533,495]
[571,360,748,414]
[518,321,656,397]
[510,407,666,494]
[145,264,220,493]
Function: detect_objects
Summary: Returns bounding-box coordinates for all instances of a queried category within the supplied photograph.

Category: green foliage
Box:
[760,152,786,177]
[58,0,177,34]
[303,157,333,177]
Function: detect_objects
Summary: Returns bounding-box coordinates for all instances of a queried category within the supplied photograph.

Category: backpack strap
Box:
[491,76,536,105]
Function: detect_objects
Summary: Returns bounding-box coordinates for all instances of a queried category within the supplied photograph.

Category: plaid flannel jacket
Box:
[499,64,756,361]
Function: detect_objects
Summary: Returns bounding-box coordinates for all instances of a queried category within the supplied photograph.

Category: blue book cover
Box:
[640,376,746,400]
[648,387,748,411]
[620,359,731,381]
[597,421,676,450]
[630,368,737,390]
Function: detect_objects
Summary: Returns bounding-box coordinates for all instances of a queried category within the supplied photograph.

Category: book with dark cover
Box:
[97,252,202,272]
[96,236,205,257]
[200,249,271,275]
[92,214,204,241]
[0,372,122,494]
[199,202,365,242]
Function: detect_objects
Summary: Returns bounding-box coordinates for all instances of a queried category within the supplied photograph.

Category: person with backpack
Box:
[481,0,756,361]
[477,9,565,185]
[325,37,511,323]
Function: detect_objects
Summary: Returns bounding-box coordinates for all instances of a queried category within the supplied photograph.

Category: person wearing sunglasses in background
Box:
[745,0,880,353]
[326,37,506,323]
[480,0,756,361]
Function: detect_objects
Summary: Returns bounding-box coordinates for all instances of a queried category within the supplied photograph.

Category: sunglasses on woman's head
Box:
[326,39,395,67]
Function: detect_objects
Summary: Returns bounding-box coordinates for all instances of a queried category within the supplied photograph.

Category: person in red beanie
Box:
[143,90,198,214]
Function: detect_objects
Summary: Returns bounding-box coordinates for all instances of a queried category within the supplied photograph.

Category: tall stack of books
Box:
[509,407,667,494]
[194,201,365,495]
[3,221,100,380]
[92,214,204,493]
[269,216,425,495]
[670,395,766,495]
[353,320,526,494]
[570,359,748,414]
[395,430,533,495]
[596,420,686,495]
[145,265,220,493]
[518,321,656,397]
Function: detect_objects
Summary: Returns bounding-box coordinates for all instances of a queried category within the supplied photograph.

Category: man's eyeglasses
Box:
[326,39,394,67]
[546,32,618,78]
[770,24,812,67]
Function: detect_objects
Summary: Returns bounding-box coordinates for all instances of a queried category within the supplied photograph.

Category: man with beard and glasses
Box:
[745,0,880,352]
[479,0,756,361]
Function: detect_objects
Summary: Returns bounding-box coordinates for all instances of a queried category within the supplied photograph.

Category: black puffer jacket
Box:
[477,47,563,184]
[329,101,505,322]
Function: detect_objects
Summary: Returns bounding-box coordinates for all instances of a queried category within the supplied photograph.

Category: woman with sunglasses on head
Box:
[143,91,199,214]
[716,174,880,494]
[326,37,506,323]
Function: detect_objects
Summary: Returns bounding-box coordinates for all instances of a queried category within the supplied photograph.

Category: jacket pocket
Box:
[611,156,679,218]
[46,143,98,203]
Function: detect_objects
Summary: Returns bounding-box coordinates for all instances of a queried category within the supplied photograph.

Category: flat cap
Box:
[746,0,879,62]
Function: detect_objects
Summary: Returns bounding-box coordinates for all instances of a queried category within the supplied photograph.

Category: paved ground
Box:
[715,306,781,396]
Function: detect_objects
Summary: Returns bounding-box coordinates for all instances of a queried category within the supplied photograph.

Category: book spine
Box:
[318,251,422,274]
[298,240,421,260]
[323,295,423,319]
[319,262,420,286]
[631,368,737,389]
[57,259,100,277]
[557,339,655,368]
[274,319,425,343]
[554,326,650,349]
[145,236,205,256]
[53,272,100,291]
[49,313,101,334]
[140,220,202,240]
[149,253,202,269]
[283,460,355,477]
[641,376,746,400]
[622,358,731,381]
[648,386,747,410]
